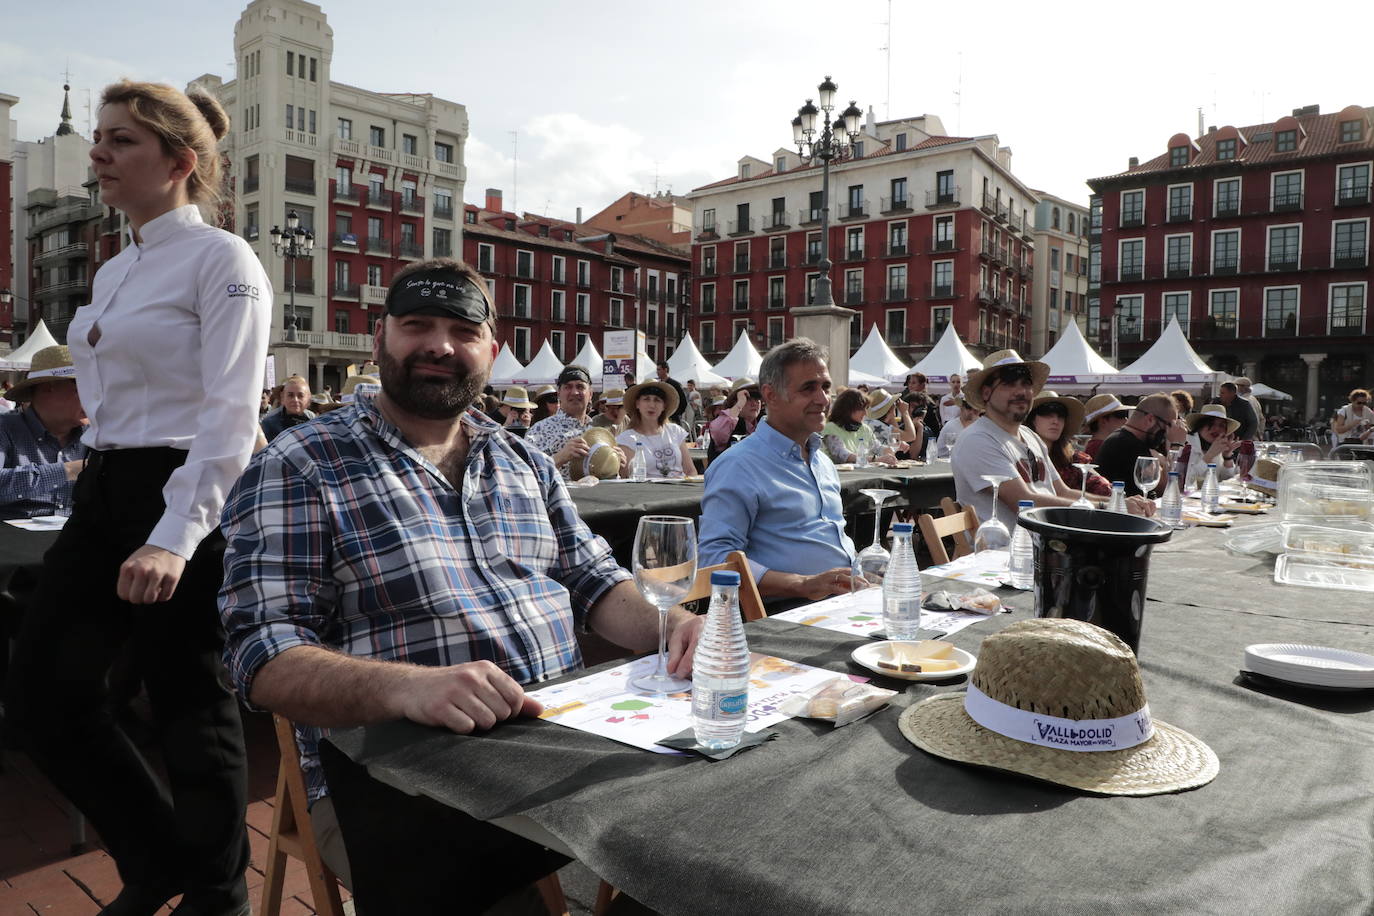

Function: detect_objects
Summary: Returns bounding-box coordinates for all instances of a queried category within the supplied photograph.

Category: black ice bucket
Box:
[1017,508,1173,654]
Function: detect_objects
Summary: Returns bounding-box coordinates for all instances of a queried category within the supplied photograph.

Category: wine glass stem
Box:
[870,498,883,548]
[1079,477,1088,503]
[652,605,671,676]
[990,483,999,518]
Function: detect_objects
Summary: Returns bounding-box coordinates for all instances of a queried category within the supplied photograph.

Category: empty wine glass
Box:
[630,516,697,694]
[1133,456,1161,500]
[974,474,1012,552]
[855,488,899,584]
[1071,462,1097,508]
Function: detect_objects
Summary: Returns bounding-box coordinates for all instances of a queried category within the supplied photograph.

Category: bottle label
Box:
[718,692,747,715]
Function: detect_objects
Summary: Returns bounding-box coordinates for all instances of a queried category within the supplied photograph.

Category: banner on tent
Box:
[603,329,643,385]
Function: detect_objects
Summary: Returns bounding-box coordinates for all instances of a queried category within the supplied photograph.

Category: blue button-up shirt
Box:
[0,408,86,518]
[698,418,855,583]
[219,396,630,803]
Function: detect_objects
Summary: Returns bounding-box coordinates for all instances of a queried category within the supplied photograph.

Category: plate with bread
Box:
[850,639,975,681]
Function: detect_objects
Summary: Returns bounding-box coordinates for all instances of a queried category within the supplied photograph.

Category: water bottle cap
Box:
[1168,471,1179,477]
[1017,500,1033,508]
[892,522,914,534]
[710,570,741,586]
[1206,462,1216,468]
[1112,481,1125,489]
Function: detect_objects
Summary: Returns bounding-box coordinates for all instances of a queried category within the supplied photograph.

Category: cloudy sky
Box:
[3,0,1367,221]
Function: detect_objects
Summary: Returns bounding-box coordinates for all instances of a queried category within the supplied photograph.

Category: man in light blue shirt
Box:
[699,338,856,604]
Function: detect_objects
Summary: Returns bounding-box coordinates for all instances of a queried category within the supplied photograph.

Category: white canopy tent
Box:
[847,367,891,388]
[1250,382,1293,402]
[568,337,604,383]
[711,334,763,381]
[849,325,911,383]
[1038,321,1119,394]
[511,341,567,387]
[488,343,526,387]
[0,319,61,370]
[1119,317,1219,382]
[905,325,982,385]
[667,334,728,387]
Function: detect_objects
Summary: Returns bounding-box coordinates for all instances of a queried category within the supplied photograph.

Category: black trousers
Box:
[5,447,249,902]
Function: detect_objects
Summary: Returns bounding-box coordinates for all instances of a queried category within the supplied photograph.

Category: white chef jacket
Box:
[68,204,272,559]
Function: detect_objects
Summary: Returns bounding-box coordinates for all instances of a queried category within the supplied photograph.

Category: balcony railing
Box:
[1334,247,1368,269]
[1166,204,1192,222]
[33,242,88,265]
[1214,200,1240,218]
[1271,191,1304,213]
[806,251,823,264]
[798,207,822,225]
[927,237,955,253]
[696,224,719,240]
[1337,184,1371,207]
[842,248,865,262]
[765,212,790,230]
[368,190,393,210]
[926,187,960,209]
[332,283,360,299]
[883,242,908,257]
[769,295,787,310]
[1267,253,1299,271]
[844,290,865,306]
[1120,211,1145,228]
[727,217,755,236]
[366,235,389,254]
[840,201,868,220]
[884,330,909,346]
[885,285,909,302]
[1109,313,1371,346]
[243,177,260,194]
[284,176,316,195]
[980,191,997,214]
[925,282,957,299]
[733,256,751,273]
[1165,260,1191,278]
[769,254,787,269]
[980,240,1002,262]
[334,184,361,204]
[400,193,425,215]
[732,297,750,311]
[434,242,453,258]
[433,203,454,220]
[881,195,912,214]
[515,264,537,280]
[1119,265,1144,281]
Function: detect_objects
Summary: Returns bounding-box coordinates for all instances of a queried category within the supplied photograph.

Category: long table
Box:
[321,515,1374,914]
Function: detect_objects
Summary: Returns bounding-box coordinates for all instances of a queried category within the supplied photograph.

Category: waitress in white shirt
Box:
[6,81,269,916]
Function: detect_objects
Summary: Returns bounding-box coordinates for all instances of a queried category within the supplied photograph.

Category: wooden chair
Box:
[682,550,766,621]
[938,498,977,559]
[918,505,979,566]
[262,715,347,916]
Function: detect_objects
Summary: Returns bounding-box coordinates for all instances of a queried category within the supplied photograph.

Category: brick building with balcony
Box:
[1029,192,1091,356]
[463,189,689,367]
[1088,103,1373,420]
[686,109,1038,363]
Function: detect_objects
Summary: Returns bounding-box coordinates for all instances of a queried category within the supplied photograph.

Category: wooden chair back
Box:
[682,550,766,621]
[938,498,978,560]
[918,506,979,567]
[262,715,347,916]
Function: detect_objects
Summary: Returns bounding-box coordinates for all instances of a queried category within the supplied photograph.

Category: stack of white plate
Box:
[1243,643,1374,689]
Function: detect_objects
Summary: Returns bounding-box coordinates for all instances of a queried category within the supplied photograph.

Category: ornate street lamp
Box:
[793,76,864,310]
[269,209,314,342]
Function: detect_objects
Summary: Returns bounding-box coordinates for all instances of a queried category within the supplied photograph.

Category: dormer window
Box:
[739,163,751,180]
[853,141,865,157]
[1170,146,1189,167]
[1340,119,1364,143]
[775,156,786,173]
[1216,139,1237,160]
[1275,129,1297,152]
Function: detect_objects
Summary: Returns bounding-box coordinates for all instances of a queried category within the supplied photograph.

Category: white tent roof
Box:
[847,367,890,388]
[512,341,567,386]
[711,334,763,381]
[1251,382,1293,401]
[1120,317,1216,378]
[906,325,983,382]
[488,343,526,387]
[568,337,603,383]
[849,325,911,381]
[667,334,728,387]
[0,319,60,370]
[1040,320,1118,377]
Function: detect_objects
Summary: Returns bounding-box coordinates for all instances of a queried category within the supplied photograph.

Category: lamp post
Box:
[269,210,314,343]
[793,76,863,310]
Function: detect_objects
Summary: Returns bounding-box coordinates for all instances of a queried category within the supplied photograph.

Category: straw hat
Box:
[1185,404,1241,436]
[899,619,1218,796]
[574,427,623,479]
[533,385,558,406]
[1083,393,1127,425]
[1246,457,1282,497]
[624,381,679,422]
[501,386,537,410]
[601,388,625,407]
[7,346,77,401]
[965,350,1050,411]
[866,388,898,420]
[1028,391,1086,434]
[1234,376,1253,388]
[725,376,761,403]
[340,374,381,404]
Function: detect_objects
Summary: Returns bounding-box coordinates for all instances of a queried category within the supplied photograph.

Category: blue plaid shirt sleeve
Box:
[0,412,84,518]
[534,450,633,620]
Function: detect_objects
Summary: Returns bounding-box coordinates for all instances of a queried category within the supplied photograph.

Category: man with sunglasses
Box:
[1094,393,1182,497]
[953,351,1154,529]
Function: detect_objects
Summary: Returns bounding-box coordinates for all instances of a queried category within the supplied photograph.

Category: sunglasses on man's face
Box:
[993,365,1035,386]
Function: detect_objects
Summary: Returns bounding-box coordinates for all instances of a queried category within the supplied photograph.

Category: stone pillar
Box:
[791,304,858,386]
[1299,353,1325,422]
[270,341,310,385]
[314,360,326,394]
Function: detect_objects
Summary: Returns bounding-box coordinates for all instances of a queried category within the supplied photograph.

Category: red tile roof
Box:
[460,206,685,265]
[1091,106,1374,184]
[690,135,976,192]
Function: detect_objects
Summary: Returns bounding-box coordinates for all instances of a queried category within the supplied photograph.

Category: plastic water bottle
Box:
[855,438,870,468]
[882,522,923,640]
[691,570,751,750]
[1106,481,1127,513]
[1161,471,1184,529]
[1201,463,1220,515]
[630,443,648,481]
[1007,500,1035,590]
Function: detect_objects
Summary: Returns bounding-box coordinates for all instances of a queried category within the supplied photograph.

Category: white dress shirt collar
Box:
[128,203,204,250]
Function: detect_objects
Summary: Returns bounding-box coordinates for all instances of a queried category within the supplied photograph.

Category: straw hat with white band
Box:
[573,426,623,479]
[866,389,899,420]
[1185,403,1241,437]
[340,374,381,405]
[501,386,537,410]
[899,618,1218,796]
[601,388,625,407]
[7,346,77,402]
[964,350,1050,412]
[1246,457,1282,497]
[1083,393,1127,427]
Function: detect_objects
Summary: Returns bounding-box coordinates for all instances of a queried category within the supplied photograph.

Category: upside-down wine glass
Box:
[1071,462,1097,508]
[1133,456,1161,502]
[630,515,697,694]
[973,474,1012,552]
[855,488,900,584]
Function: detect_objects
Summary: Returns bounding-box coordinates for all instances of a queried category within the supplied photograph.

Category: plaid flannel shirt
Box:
[0,409,86,518]
[219,396,630,803]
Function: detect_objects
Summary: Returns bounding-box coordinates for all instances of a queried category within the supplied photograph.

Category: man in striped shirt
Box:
[219,259,702,897]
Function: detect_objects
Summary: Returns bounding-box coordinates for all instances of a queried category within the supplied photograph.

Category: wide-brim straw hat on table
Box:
[501,386,537,410]
[7,346,77,401]
[1083,393,1127,426]
[1028,391,1086,434]
[624,381,680,421]
[899,618,1219,796]
[1185,403,1241,436]
[1246,457,1283,496]
[575,426,623,479]
[964,350,1050,412]
[866,389,898,420]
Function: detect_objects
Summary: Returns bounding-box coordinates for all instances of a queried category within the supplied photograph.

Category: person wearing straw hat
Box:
[590,388,626,433]
[0,345,88,519]
[899,618,1218,796]
[1094,393,1181,499]
[1176,404,1241,488]
[497,385,536,435]
[1081,393,1129,460]
[220,258,703,899]
[528,366,631,479]
[865,388,920,459]
[1025,392,1110,499]
[261,375,317,441]
[952,351,1153,527]
[532,384,559,422]
[616,381,693,478]
[706,375,763,463]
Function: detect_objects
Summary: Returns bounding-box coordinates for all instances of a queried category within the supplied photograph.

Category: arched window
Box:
[1052,207,1061,230]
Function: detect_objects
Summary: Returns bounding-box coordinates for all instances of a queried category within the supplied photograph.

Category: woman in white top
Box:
[7,81,269,916]
[1334,388,1374,444]
[1178,404,1240,487]
[617,381,693,478]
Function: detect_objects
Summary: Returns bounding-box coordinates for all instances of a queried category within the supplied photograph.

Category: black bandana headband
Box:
[385,269,491,323]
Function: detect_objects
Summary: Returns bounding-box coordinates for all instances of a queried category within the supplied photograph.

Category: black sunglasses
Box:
[993,365,1035,386]
[745,391,762,401]
[1109,410,1130,420]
